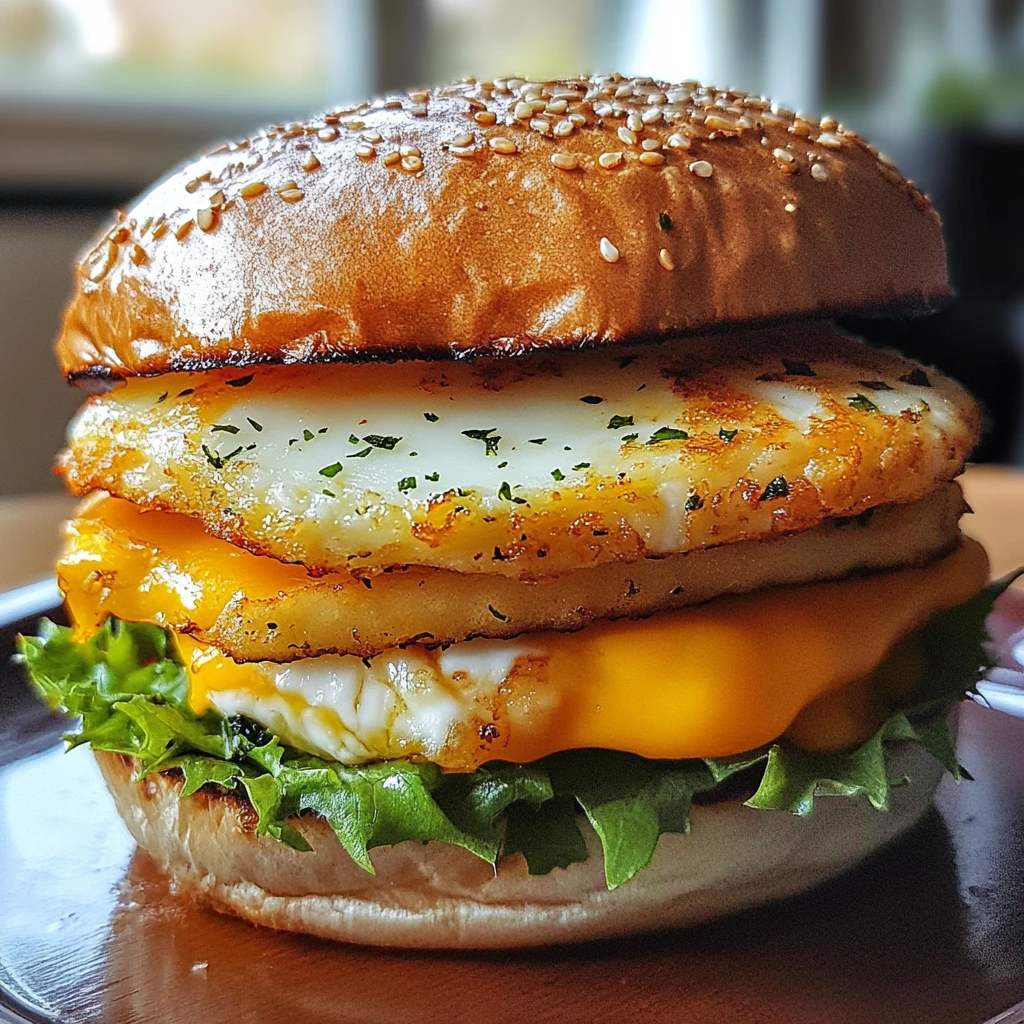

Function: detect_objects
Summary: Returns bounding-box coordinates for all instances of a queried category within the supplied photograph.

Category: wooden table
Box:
[1,467,1023,1024]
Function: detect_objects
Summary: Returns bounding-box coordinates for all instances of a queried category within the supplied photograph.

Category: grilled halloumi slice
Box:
[61,488,965,661]
[61,324,978,578]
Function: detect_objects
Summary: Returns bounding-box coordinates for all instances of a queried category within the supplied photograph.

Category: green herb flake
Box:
[319,462,343,478]
[856,380,892,391]
[607,414,634,430]
[782,359,816,377]
[201,444,243,470]
[618,355,637,369]
[492,546,507,561]
[303,429,315,441]
[348,434,361,445]
[718,426,738,442]
[318,427,328,434]
[528,438,547,445]
[156,392,168,404]
[247,418,264,432]
[397,476,416,493]
[177,388,195,397]
[347,447,372,458]
[848,393,880,413]
[424,412,439,422]
[211,423,240,434]
[462,428,501,456]
[580,395,605,405]
[226,373,255,388]
[425,471,440,482]
[759,476,789,502]
[899,368,933,388]
[685,492,704,511]
[621,433,639,443]
[572,462,591,471]
[658,212,673,231]
[497,461,508,469]
[321,489,335,497]
[364,434,402,450]
[551,468,565,481]
[498,481,513,501]
[487,604,508,621]
[647,426,689,444]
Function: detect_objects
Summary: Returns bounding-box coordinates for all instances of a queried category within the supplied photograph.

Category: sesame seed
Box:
[408,90,429,103]
[648,92,667,105]
[553,119,574,137]
[450,145,476,157]
[474,110,497,125]
[594,103,614,117]
[280,188,305,202]
[184,178,202,194]
[109,226,130,244]
[355,144,376,160]
[444,132,475,148]
[197,206,217,232]
[85,240,116,281]
[784,202,796,213]
[514,100,533,119]
[240,181,267,199]
[399,144,421,157]
[551,152,578,170]
[639,151,666,166]
[810,162,828,183]
[382,150,401,166]
[666,133,691,150]
[641,107,662,124]
[599,237,620,262]
[704,114,735,131]
[130,244,148,266]
[568,112,587,125]
[658,248,674,270]
[152,221,169,239]
[819,116,838,131]
[174,219,194,241]
[362,132,383,144]
[302,153,321,172]
[626,111,644,132]
[529,118,551,134]
[317,127,339,141]
[139,216,153,235]
[545,99,568,114]
[614,84,632,98]
[489,136,518,154]
[688,160,713,177]
[344,120,365,131]
[208,189,226,206]
[618,126,637,146]
[816,132,842,150]
[641,138,661,151]
[401,155,423,172]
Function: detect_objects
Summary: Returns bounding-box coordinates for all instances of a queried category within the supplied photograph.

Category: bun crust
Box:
[96,742,944,948]
[60,76,948,380]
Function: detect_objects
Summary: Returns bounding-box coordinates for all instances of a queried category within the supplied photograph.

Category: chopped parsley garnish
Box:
[303,429,314,441]
[685,492,704,511]
[621,433,639,443]
[528,438,547,445]
[847,394,880,413]
[647,426,689,443]
[462,428,501,456]
[322,489,335,497]
[607,414,634,430]
[658,211,673,231]
[492,546,507,561]
[156,392,168,404]
[900,368,932,388]
[201,444,243,470]
[551,468,565,481]
[423,412,439,422]
[497,461,508,469]
[718,426,738,442]
[288,438,299,446]
[348,447,372,458]
[498,481,513,501]
[349,434,361,445]
[580,395,604,404]
[211,423,240,434]
[856,380,892,391]
[425,471,440,482]
[318,427,328,434]
[572,462,591,471]
[247,418,264,432]
[759,476,789,502]
[266,622,278,630]
[177,388,195,397]
[226,373,255,388]
[782,359,816,377]
[487,604,508,622]
[397,476,416,493]
[245,443,257,451]
[364,434,402,450]
[319,462,343,478]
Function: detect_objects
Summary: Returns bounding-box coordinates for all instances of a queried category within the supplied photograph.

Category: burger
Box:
[19,74,1015,949]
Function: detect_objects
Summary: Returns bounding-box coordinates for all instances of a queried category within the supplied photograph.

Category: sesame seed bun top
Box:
[57,75,949,380]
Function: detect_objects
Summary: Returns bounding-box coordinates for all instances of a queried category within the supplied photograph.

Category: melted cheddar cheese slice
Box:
[62,524,989,769]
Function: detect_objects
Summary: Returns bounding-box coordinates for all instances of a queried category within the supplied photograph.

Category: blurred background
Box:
[1,0,1023,494]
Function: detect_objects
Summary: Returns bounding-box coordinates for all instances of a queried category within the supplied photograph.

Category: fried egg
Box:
[61,323,978,577]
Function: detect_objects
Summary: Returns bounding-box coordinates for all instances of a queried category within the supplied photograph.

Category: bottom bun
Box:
[96,743,944,949]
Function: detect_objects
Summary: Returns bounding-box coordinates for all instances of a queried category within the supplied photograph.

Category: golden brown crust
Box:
[58,76,948,379]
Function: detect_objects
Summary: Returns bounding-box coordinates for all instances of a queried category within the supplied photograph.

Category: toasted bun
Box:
[95,738,945,948]
[60,76,947,380]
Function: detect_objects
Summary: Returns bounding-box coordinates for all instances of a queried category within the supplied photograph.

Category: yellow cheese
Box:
[58,494,989,766]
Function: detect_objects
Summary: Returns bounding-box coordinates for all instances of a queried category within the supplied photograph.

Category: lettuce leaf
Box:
[16,574,1014,889]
